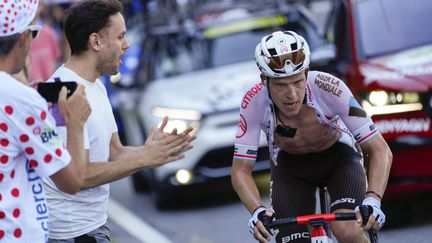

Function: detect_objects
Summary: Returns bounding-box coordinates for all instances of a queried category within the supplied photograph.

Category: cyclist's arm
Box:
[232,82,268,212]
[359,133,393,200]
[231,159,264,213]
[318,73,393,199]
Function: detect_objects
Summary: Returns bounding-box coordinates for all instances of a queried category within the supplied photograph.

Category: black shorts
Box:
[270,142,366,243]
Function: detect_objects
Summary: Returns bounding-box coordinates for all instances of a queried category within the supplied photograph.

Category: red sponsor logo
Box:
[236,115,247,138]
[241,83,264,109]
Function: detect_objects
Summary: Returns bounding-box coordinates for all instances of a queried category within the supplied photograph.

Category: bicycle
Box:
[262,186,379,243]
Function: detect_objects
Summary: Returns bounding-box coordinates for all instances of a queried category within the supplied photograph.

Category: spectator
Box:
[0,0,91,241]
[29,0,62,82]
[43,1,195,242]
[43,0,82,62]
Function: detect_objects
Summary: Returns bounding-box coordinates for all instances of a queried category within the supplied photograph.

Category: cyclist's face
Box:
[268,71,306,118]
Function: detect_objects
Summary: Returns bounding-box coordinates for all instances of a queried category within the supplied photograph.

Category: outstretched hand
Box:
[154,116,196,154]
[141,128,187,167]
[141,116,196,167]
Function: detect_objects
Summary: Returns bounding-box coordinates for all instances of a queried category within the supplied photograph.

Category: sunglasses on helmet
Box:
[268,48,306,71]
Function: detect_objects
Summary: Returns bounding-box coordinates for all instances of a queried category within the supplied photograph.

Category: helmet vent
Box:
[293,64,303,71]
[266,35,272,42]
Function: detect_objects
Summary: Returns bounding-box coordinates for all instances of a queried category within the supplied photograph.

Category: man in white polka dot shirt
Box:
[0,0,92,242]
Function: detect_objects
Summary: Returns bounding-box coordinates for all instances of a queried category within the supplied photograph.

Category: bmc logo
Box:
[282,232,310,242]
[246,149,257,155]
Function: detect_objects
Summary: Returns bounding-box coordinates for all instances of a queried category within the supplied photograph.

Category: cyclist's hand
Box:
[248,207,274,242]
[355,197,385,231]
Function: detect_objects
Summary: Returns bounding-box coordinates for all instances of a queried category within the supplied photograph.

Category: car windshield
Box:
[150,13,323,80]
[354,0,432,58]
[206,29,272,67]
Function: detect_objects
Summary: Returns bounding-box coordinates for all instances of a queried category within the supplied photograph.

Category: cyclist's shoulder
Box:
[306,70,350,103]
[242,82,267,96]
[306,70,344,86]
[240,82,269,110]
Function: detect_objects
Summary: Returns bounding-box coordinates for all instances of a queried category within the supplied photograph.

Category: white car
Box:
[117,4,331,208]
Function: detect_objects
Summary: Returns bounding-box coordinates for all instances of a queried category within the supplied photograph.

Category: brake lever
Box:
[359,205,379,243]
[369,231,379,243]
[359,205,372,227]
[261,214,275,235]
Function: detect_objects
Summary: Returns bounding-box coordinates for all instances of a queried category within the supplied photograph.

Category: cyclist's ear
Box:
[304,68,309,78]
[260,73,267,86]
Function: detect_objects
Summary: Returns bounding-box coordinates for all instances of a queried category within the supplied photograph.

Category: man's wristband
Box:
[366,190,382,200]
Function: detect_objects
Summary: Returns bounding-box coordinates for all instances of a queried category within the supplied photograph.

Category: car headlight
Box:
[362,91,423,116]
[152,107,201,135]
[175,169,193,185]
[368,91,388,106]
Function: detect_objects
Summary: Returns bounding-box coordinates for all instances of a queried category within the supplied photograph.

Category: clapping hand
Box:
[142,116,196,167]
[154,116,196,155]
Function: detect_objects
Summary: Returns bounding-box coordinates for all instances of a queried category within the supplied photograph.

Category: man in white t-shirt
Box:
[43,1,195,242]
[0,0,92,242]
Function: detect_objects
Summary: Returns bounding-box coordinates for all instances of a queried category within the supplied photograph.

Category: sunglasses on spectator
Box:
[24,25,42,39]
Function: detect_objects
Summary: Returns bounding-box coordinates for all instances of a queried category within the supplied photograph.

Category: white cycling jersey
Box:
[234,71,379,165]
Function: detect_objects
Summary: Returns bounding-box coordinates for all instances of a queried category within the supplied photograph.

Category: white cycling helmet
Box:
[255,30,310,78]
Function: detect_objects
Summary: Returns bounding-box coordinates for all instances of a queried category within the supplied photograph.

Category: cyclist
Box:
[231,30,393,243]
